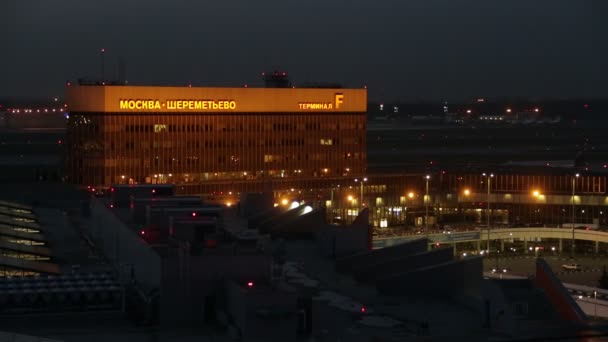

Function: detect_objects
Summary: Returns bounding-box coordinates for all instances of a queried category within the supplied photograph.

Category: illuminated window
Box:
[320,138,333,146]
[154,124,168,133]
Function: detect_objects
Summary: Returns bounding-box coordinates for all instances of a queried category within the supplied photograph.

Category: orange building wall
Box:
[65,85,368,196]
[66,85,367,113]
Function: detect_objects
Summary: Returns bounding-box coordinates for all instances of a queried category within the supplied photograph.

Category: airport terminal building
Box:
[65,85,367,196]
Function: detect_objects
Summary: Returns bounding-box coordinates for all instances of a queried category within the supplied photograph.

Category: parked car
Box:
[491,267,512,274]
[561,263,582,271]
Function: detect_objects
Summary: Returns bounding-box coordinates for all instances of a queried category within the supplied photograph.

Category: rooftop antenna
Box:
[100,48,106,84]
[118,56,126,85]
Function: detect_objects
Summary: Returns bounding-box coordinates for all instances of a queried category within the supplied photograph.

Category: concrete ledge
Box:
[335,238,427,273]
[353,247,454,284]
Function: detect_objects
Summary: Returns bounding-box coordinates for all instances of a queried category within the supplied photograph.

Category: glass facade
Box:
[65,86,367,195]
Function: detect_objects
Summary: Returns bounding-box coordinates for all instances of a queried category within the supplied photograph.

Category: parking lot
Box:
[482,255,608,287]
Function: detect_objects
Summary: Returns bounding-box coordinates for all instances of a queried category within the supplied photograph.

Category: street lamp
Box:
[482,173,494,253]
[571,173,580,259]
[425,175,431,234]
[463,188,471,224]
[354,177,367,208]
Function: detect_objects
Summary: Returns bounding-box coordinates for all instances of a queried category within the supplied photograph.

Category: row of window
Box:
[103,152,363,167]
[115,138,361,149]
[125,123,366,133]
[449,174,607,194]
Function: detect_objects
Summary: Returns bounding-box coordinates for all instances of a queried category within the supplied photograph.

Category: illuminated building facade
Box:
[65,85,367,195]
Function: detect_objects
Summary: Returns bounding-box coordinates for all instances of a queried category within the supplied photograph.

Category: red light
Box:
[140,230,145,235]
[192,212,197,217]
[360,306,367,313]
[66,82,71,86]
[109,204,114,208]
[205,239,217,248]
[91,188,96,192]
[584,104,589,109]
[110,187,114,192]
[152,189,156,194]
[247,281,254,288]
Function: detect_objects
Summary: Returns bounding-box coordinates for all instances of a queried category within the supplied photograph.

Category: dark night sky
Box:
[0,0,606,101]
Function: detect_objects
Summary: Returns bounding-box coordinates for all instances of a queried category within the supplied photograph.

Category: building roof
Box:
[66,85,367,113]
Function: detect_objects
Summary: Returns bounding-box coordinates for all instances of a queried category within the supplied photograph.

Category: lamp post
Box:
[571,173,580,259]
[406,191,415,229]
[355,177,367,208]
[483,173,494,253]
[425,175,431,234]
[463,188,471,224]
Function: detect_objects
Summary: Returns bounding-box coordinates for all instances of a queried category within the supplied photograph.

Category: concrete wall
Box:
[317,209,370,258]
[335,238,427,273]
[263,207,326,238]
[224,281,297,342]
[160,253,271,326]
[239,192,273,218]
[88,198,161,291]
[353,247,454,284]
[317,224,369,259]
[481,280,517,335]
[377,256,483,298]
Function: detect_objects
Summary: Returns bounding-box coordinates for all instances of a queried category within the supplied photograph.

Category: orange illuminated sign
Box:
[119,99,237,111]
[66,86,366,113]
[297,93,345,110]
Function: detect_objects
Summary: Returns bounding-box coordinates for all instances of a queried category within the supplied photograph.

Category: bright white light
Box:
[289,201,300,210]
[301,206,313,215]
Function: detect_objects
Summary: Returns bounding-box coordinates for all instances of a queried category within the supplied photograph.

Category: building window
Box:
[154,124,168,133]
[320,138,333,146]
